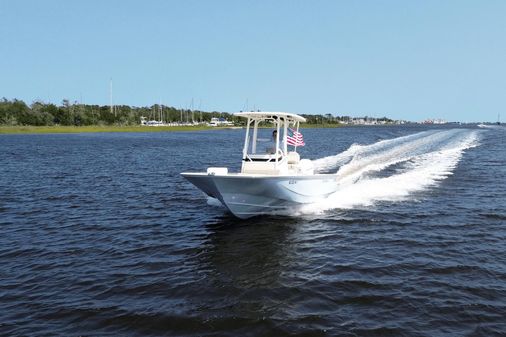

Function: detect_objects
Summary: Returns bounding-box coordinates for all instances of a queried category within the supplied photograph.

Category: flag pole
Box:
[294,121,299,153]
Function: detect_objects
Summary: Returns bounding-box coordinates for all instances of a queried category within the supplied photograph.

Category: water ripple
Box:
[1,126,505,336]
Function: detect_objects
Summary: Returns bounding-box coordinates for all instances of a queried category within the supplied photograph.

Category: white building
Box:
[208,117,234,127]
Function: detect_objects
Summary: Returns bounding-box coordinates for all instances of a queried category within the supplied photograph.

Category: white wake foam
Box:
[300,129,480,214]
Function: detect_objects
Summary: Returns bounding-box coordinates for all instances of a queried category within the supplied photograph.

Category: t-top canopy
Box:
[234,111,306,123]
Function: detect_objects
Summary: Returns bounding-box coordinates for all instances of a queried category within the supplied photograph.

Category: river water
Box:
[1,125,505,336]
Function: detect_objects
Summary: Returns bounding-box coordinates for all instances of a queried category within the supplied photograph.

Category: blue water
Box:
[1,125,505,336]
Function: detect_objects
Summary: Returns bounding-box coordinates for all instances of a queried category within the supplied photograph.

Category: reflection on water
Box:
[205,218,298,278]
[199,217,300,318]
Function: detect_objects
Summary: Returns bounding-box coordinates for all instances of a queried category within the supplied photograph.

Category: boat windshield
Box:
[245,128,281,154]
[240,114,300,163]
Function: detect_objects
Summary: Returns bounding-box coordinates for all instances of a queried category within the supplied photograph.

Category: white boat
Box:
[181,112,339,219]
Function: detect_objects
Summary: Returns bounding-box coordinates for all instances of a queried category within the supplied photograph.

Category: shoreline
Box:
[0,124,344,135]
[0,125,216,134]
[0,123,406,135]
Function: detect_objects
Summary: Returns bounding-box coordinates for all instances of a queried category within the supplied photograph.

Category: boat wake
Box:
[299,129,480,214]
[478,124,505,130]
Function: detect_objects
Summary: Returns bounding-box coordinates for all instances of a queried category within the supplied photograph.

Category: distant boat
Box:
[207,117,234,127]
[497,113,501,125]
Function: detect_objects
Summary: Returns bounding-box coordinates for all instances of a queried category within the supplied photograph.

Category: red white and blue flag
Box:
[286,128,305,147]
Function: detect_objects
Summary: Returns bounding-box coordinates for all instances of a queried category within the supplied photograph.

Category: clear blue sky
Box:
[1,0,505,122]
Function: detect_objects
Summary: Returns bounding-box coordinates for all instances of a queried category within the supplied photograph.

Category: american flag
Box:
[286,128,305,147]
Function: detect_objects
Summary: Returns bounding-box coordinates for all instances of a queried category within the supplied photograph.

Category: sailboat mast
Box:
[199,99,202,123]
[110,78,113,116]
[191,98,194,123]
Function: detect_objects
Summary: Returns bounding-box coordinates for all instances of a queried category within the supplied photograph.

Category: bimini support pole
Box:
[283,117,288,155]
[242,117,251,159]
[252,119,259,154]
[275,116,280,165]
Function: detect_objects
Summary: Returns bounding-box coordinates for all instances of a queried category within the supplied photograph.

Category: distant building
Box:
[140,116,165,126]
[208,117,234,127]
[422,119,447,124]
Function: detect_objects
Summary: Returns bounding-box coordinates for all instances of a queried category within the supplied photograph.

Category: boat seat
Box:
[287,151,300,164]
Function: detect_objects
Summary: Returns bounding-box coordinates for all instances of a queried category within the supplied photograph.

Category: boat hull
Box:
[181,173,339,219]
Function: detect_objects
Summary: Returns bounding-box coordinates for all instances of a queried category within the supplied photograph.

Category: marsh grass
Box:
[0,125,215,134]
[0,123,348,134]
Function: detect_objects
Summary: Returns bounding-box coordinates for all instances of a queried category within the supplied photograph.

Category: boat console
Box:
[235,112,313,175]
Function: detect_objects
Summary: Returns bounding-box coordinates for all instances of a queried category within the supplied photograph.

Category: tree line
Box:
[0,98,239,126]
[0,98,393,126]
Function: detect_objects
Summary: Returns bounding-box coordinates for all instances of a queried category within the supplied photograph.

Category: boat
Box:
[181,112,340,219]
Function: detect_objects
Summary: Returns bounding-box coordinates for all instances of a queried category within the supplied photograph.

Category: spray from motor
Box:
[300,129,480,214]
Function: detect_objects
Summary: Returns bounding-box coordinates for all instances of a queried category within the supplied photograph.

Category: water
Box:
[1,125,505,336]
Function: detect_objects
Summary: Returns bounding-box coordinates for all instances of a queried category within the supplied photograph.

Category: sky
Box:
[1,0,505,122]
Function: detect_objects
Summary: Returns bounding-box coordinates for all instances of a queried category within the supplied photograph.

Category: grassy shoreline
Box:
[0,125,216,134]
[0,123,360,134]
[299,123,345,128]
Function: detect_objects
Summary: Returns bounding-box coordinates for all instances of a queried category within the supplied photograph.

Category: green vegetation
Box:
[0,98,396,134]
[301,114,394,125]
[0,125,212,134]
[300,123,344,128]
[0,98,238,127]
